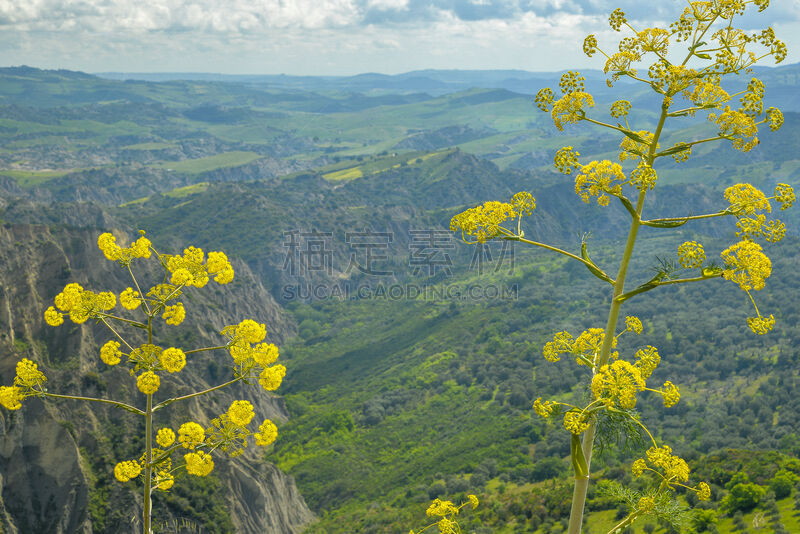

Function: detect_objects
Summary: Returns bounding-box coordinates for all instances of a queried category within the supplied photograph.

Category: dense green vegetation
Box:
[1,65,799,533]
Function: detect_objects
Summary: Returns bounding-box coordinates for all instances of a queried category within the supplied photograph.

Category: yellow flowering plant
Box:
[409,495,479,534]
[450,1,792,532]
[0,231,285,534]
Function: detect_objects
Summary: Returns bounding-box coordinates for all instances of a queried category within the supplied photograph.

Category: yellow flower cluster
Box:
[534,87,554,112]
[574,160,624,206]
[724,183,770,214]
[583,34,598,57]
[604,52,639,78]
[227,400,255,427]
[156,428,176,447]
[720,240,771,291]
[98,231,151,264]
[677,241,705,269]
[119,287,141,310]
[179,422,205,449]
[625,316,643,334]
[774,183,794,210]
[609,8,626,31]
[136,371,160,395]
[426,498,458,517]
[661,381,680,407]
[636,28,669,55]
[0,386,23,411]
[712,106,759,152]
[591,360,645,409]
[450,192,536,243]
[160,347,186,373]
[100,340,123,366]
[542,331,574,363]
[14,358,47,388]
[552,92,595,131]
[610,100,631,118]
[689,81,730,109]
[0,360,48,410]
[554,146,581,174]
[533,397,556,418]
[164,247,234,288]
[259,365,286,391]
[559,71,586,94]
[254,419,278,446]
[747,314,775,335]
[766,107,783,131]
[645,445,689,483]
[634,346,661,379]
[736,214,786,243]
[739,78,765,117]
[114,460,142,482]
[629,162,657,191]
[45,282,116,325]
[162,303,185,326]
[563,411,590,435]
[637,496,655,513]
[185,450,214,477]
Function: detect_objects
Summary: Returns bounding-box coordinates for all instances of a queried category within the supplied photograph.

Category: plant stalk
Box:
[143,393,153,534]
[566,99,669,533]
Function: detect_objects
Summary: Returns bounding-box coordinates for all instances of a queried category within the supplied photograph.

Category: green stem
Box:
[41,392,144,415]
[567,97,670,534]
[512,236,614,284]
[144,393,153,534]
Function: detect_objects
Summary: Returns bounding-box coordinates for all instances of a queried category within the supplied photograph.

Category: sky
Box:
[0,0,798,75]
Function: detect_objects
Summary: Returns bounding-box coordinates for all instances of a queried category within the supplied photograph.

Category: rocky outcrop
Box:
[0,222,314,533]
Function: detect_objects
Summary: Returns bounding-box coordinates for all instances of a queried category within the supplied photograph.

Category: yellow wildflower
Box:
[162,303,185,326]
[747,314,774,335]
[554,146,580,175]
[724,183,770,214]
[552,92,595,131]
[254,419,278,446]
[661,381,680,407]
[677,241,705,268]
[634,346,660,379]
[14,358,46,388]
[114,460,142,482]
[697,482,711,501]
[426,498,458,517]
[178,422,205,449]
[259,365,286,391]
[184,451,214,477]
[563,411,590,435]
[574,160,625,206]
[591,360,645,409]
[253,343,280,367]
[119,287,141,310]
[0,386,24,410]
[160,347,186,373]
[100,340,123,366]
[136,371,160,395]
[227,400,255,427]
[632,458,647,477]
[775,183,794,210]
[721,240,771,291]
[533,397,556,418]
[625,316,643,334]
[44,306,63,326]
[156,428,176,448]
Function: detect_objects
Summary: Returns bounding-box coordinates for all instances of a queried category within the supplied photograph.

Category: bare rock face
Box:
[0,222,314,533]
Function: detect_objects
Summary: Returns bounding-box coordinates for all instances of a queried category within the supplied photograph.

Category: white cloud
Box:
[0,0,796,74]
